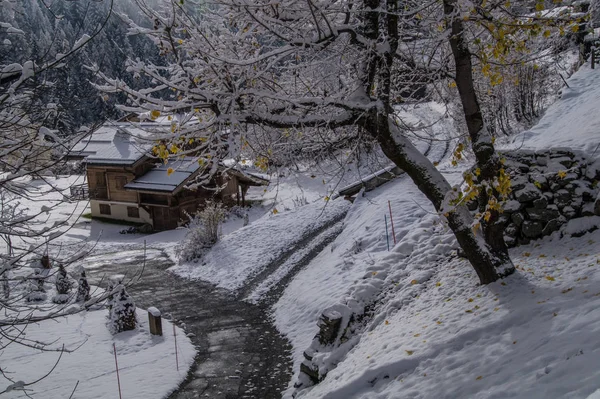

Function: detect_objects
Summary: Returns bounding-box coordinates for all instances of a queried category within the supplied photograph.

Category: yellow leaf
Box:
[410,279,418,285]
[436,282,441,287]
[273,208,279,215]
[545,276,555,281]
[413,333,420,337]
[468,298,474,302]
[405,350,414,355]
[167,168,174,176]
[557,170,567,179]
[385,320,390,325]
[448,81,457,88]
[324,196,330,201]
[436,321,442,325]
[150,110,161,120]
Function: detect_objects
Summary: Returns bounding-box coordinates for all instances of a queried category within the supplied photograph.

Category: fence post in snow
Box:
[173,323,179,371]
[388,200,397,246]
[148,307,162,336]
[384,214,390,251]
[113,342,123,399]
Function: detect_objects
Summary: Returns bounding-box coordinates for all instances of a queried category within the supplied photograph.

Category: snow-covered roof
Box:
[70,124,155,165]
[124,158,201,193]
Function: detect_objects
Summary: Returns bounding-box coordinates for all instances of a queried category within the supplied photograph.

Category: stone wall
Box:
[482,148,600,246]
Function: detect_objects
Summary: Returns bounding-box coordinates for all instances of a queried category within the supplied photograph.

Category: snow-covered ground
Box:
[508,65,600,153]
[171,199,350,290]
[7,59,600,399]
[2,306,194,398]
[273,64,600,399]
[0,176,197,398]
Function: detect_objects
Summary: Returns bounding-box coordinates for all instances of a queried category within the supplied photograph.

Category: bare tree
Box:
[0,0,116,392]
[97,0,579,284]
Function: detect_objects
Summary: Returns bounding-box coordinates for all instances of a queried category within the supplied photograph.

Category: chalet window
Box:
[96,173,106,185]
[127,207,139,218]
[99,204,111,215]
[115,176,127,190]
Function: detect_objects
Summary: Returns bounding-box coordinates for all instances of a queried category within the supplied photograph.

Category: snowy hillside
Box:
[275,64,600,399]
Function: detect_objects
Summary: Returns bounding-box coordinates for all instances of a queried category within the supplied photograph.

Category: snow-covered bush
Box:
[176,202,226,263]
[26,269,47,302]
[107,277,137,334]
[52,264,72,304]
[76,267,91,303]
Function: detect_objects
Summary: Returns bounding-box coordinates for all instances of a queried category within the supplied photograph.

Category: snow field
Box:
[2,305,195,399]
[170,198,351,290]
[277,64,600,399]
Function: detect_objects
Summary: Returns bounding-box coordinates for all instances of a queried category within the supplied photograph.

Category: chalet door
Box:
[152,207,179,231]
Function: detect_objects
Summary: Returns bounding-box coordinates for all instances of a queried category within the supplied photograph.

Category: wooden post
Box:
[148,307,162,336]
[113,343,123,399]
[384,214,390,251]
[173,323,179,371]
[388,200,397,245]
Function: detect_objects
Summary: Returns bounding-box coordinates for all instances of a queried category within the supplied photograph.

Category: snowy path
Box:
[240,212,348,305]
[84,250,293,399]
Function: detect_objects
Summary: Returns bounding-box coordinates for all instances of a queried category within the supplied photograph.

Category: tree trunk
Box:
[443,0,512,269]
[366,115,512,284]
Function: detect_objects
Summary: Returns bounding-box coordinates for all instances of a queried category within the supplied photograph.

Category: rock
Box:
[317,309,343,346]
[514,183,542,202]
[536,155,548,166]
[532,197,548,209]
[562,216,600,237]
[510,175,529,192]
[303,348,315,362]
[562,206,577,219]
[594,193,600,216]
[518,237,531,246]
[542,219,563,236]
[582,202,595,217]
[504,200,522,212]
[555,189,572,208]
[505,223,518,237]
[300,361,320,385]
[511,212,525,227]
[522,220,544,238]
[525,207,561,222]
[549,147,575,159]
[529,174,548,191]
[504,235,517,248]
[569,197,583,210]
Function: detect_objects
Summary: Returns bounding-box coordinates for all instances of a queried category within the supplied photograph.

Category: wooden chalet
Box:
[70,121,268,231]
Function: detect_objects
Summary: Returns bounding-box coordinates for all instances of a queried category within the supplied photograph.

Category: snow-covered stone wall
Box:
[493,148,600,245]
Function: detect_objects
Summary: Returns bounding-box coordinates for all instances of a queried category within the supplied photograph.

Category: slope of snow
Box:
[509,64,600,153]
[1,306,194,398]
[297,230,600,399]
[170,199,350,290]
[276,63,600,398]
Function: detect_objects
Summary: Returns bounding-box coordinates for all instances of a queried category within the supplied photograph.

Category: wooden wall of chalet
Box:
[107,171,137,202]
[87,166,138,202]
